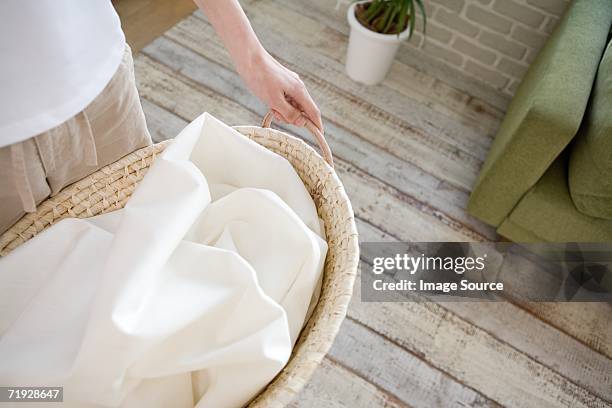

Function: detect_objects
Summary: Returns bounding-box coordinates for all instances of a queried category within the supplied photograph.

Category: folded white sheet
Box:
[0,113,327,408]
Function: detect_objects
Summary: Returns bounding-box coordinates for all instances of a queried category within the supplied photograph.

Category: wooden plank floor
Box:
[126,1,612,406]
[112,0,196,53]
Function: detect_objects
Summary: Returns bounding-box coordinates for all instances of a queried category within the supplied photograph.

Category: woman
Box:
[0,0,323,234]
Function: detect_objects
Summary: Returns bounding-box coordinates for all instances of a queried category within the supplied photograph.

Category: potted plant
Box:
[346,0,426,85]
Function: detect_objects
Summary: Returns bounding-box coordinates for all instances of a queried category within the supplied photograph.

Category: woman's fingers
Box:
[272,110,284,123]
[275,94,303,125]
[271,109,304,127]
[290,83,323,132]
[273,89,323,131]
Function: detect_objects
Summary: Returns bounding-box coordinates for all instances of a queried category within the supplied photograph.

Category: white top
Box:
[0,0,125,148]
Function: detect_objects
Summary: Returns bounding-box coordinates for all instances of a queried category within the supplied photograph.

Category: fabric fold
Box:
[0,113,327,408]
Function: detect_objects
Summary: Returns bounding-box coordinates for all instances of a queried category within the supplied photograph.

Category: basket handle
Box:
[262,111,334,168]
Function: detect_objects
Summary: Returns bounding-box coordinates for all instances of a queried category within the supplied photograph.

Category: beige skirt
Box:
[0,44,152,234]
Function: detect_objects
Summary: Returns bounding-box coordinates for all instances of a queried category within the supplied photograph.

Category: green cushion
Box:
[468,0,612,227]
[498,155,612,242]
[569,40,612,220]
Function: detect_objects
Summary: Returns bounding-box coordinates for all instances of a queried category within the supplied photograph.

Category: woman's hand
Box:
[195,0,323,131]
[237,50,323,131]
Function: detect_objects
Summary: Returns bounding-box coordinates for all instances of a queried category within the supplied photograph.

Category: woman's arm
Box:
[194,0,323,131]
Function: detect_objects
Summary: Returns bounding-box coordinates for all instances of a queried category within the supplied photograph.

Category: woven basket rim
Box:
[0,125,359,407]
[236,125,358,407]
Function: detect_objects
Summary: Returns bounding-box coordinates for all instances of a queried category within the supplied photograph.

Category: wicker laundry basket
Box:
[0,113,359,408]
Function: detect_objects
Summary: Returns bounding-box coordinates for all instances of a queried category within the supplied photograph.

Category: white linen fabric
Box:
[0,113,327,408]
[0,0,125,147]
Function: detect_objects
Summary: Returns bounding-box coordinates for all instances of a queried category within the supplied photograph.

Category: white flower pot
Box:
[345,2,411,85]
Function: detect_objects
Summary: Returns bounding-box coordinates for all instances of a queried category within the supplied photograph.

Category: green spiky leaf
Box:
[416,0,427,35]
[353,0,428,37]
[408,0,415,39]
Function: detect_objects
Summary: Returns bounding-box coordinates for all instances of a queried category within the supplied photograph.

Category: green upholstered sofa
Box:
[468,0,612,243]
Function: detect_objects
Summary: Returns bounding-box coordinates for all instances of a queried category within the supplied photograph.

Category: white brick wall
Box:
[341,0,569,97]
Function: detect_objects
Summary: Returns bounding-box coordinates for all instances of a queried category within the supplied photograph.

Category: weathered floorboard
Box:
[349,278,610,408]
[139,34,612,361]
[330,319,502,408]
[134,2,611,404]
[183,10,497,154]
[289,358,409,408]
[138,67,611,407]
[135,54,482,242]
[141,35,495,240]
[162,17,483,192]
[356,219,612,403]
[163,17,498,235]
